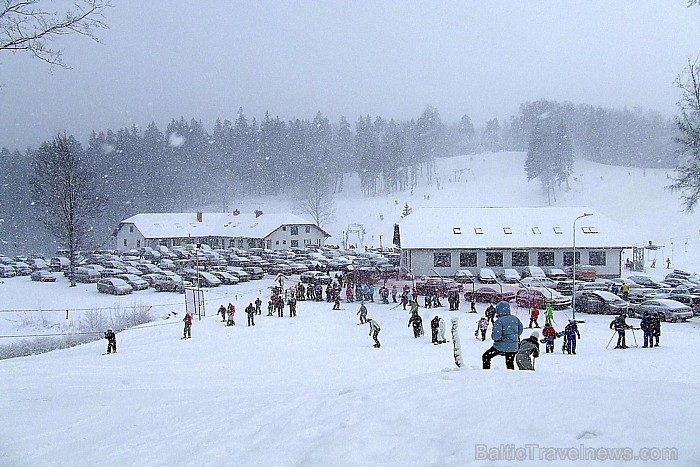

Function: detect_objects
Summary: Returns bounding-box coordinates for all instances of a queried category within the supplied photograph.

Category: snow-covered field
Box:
[2,153,699,466]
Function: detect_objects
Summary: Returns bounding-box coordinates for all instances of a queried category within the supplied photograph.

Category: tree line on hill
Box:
[0,100,683,254]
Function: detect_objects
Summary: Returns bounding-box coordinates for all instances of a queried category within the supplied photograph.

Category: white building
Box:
[113,211,330,252]
[397,207,634,278]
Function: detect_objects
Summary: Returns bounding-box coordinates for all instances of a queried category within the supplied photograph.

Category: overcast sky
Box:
[1,1,699,150]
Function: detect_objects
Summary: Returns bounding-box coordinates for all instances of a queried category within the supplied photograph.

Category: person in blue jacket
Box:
[482,301,524,370]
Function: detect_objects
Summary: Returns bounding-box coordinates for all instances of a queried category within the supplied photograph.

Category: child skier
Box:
[226,305,236,326]
[541,322,557,353]
[563,319,581,354]
[218,304,227,322]
[408,311,423,338]
[516,331,540,370]
[430,315,440,344]
[357,302,368,324]
[528,305,540,328]
[183,312,192,339]
[104,328,117,354]
[475,316,489,341]
[367,318,381,348]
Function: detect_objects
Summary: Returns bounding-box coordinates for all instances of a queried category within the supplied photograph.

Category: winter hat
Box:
[495,301,511,317]
[531,331,540,340]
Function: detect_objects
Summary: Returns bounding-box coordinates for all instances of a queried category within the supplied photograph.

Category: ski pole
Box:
[630,327,638,348]
[606,331,616,350]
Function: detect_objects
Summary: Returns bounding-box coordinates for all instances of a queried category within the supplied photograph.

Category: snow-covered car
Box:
[188,271,221,287]
[49,256,71,272]
[243,266,265,280]
[74,267,101,283]
[630,299,693,322]
[521,266,546,279]
[478,268,497,283]
[454,269,476,283]
[573,290,629,315]
[210,270,239,285]
[464,286,515,303]
[117,274,149,291]
[96,278,133,295]
[152,274,190,293]
[0,264,16,278]
[545,268,568,281]
[30,270,56,282]
[300,271,332,285]
[500,268,521,283]
[516,287,570,310]
[520,277,557,289]
[12,262,32,276]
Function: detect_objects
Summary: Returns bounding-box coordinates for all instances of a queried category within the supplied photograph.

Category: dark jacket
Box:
[431,316,440,330]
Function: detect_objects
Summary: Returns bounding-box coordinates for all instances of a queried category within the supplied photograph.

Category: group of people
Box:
[610,311,660,349]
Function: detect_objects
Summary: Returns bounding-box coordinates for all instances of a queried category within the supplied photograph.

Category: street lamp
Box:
[572,212,593,321]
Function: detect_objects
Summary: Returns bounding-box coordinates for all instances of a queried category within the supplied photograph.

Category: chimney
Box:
[255,210,263,218]
[233,209,240,216]
[196,211,203,222]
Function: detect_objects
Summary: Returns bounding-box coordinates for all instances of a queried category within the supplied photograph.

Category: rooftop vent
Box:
[474,227,483,235]
[532,227,541,234]
[581,226,598,234]
[503,227,512,234]
[453,227,461,235]
[553,227,563,234]
[255,210,263,218]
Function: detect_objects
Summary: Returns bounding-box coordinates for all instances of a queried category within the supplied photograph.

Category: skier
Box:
[485,304,496,324]
[651,311,661,347]
[267,299,274,316]
[563,319,580,354]
[516,331,540,370]
[333,294,341,310]
[410,299,419,316]
[391,285,398,303]
[246,303,256,326]
[218,304,227,322]
[367,318,381,348]
[288,296,297,317]
[430,315,440,344]
[104,328,117,354]
[357,302,368,324]
[528,304,540,328]
[482,301,524,370]
[640,311,654,348]
[610,313,631,349]
[666,257,671,269]
[475,316,489,341]
[437,316,447,344]
[408,311,423,338]
[470,300,477,314]
[183,312,192,339]
[541,322,557,353]
[254,297,262,315]
[346,285,354,302]
[544,303,554,326]
[226,305,236,326]
[401,292,409,310]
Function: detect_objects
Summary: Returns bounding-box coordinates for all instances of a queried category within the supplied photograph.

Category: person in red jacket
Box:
[528,304,540,328]
[542,323,557,353]
[183,312,193,339]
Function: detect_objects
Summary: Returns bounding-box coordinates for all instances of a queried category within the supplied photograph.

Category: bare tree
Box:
[669,59,700,211]
[0,0,110,68]
[31,133,105,286]
[294,175,335,228]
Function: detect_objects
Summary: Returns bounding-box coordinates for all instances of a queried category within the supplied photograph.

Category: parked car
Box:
[546,268,568,281]
[478,268,497,283]
[464,286,515,303]
[454,269,476,283]
[630,299,693,322]
[30,270,56,282]
[627,274,663,289]
[500,268,521,283]
[189,271,222,287]
[415,277,461,296]
[0,264,16,278]
[573,290,629,315]
[74,267,101,283]
[49,256,71,272]
[566,265,597,281]
[243,266,265,280]
[300,271,332,285]
[520,277,557,289]
[521,266,547,279]
[152,274,189,293]
[210,270,239,285]
[224,267,250,282]
[516,287,570,310]
[12,262,32,276]
[117,274,149,291]
[97,278,133,295]
[661,294,700,316]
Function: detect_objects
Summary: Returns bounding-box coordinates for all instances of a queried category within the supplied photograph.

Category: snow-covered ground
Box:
[2,152,699,466]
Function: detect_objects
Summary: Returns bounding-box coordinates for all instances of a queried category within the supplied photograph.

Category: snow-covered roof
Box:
[399,207,633,249]
[119,212,330,239]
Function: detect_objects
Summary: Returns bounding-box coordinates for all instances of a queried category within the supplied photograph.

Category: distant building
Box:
[397,207,633,278]
[113,211,330,252]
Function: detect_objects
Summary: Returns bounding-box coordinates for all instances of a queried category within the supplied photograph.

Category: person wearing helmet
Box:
[563,319,581,354]
[516,331,540,370]
[104,328,117,354]
[610,313,631,349]
[183,312,193,339]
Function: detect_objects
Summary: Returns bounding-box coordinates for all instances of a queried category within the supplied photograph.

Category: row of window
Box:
[274,239,320,247]
[282,226,311,235]
[452,226,598,235]
[434,250,607,268]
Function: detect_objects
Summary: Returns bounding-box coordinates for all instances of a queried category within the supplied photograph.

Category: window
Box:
[553,227,563,234]
[305,226,310,233]
[304,239,310,245]
[283,240,286,245]
[503,227,512,234]
[511,251,529,267]
[136,239,141,247]
[460,252,477,267]
[474,227,484,234]
[589,251,607,266]
[485,251,503,267]
[581,226,598,234]
[563,251,581,266]
[282,226,287,231]
[434,252,451,268]
[275,240,279,245]
[290,226,299,235]
[123,239,127,247]
[532,227,541,234]
[129,225,134,233]
[291,240,299,247]
[537,251,555,267]
[453,227,461,235]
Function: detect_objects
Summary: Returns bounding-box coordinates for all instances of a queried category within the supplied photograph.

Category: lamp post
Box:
[572,212,593,321]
